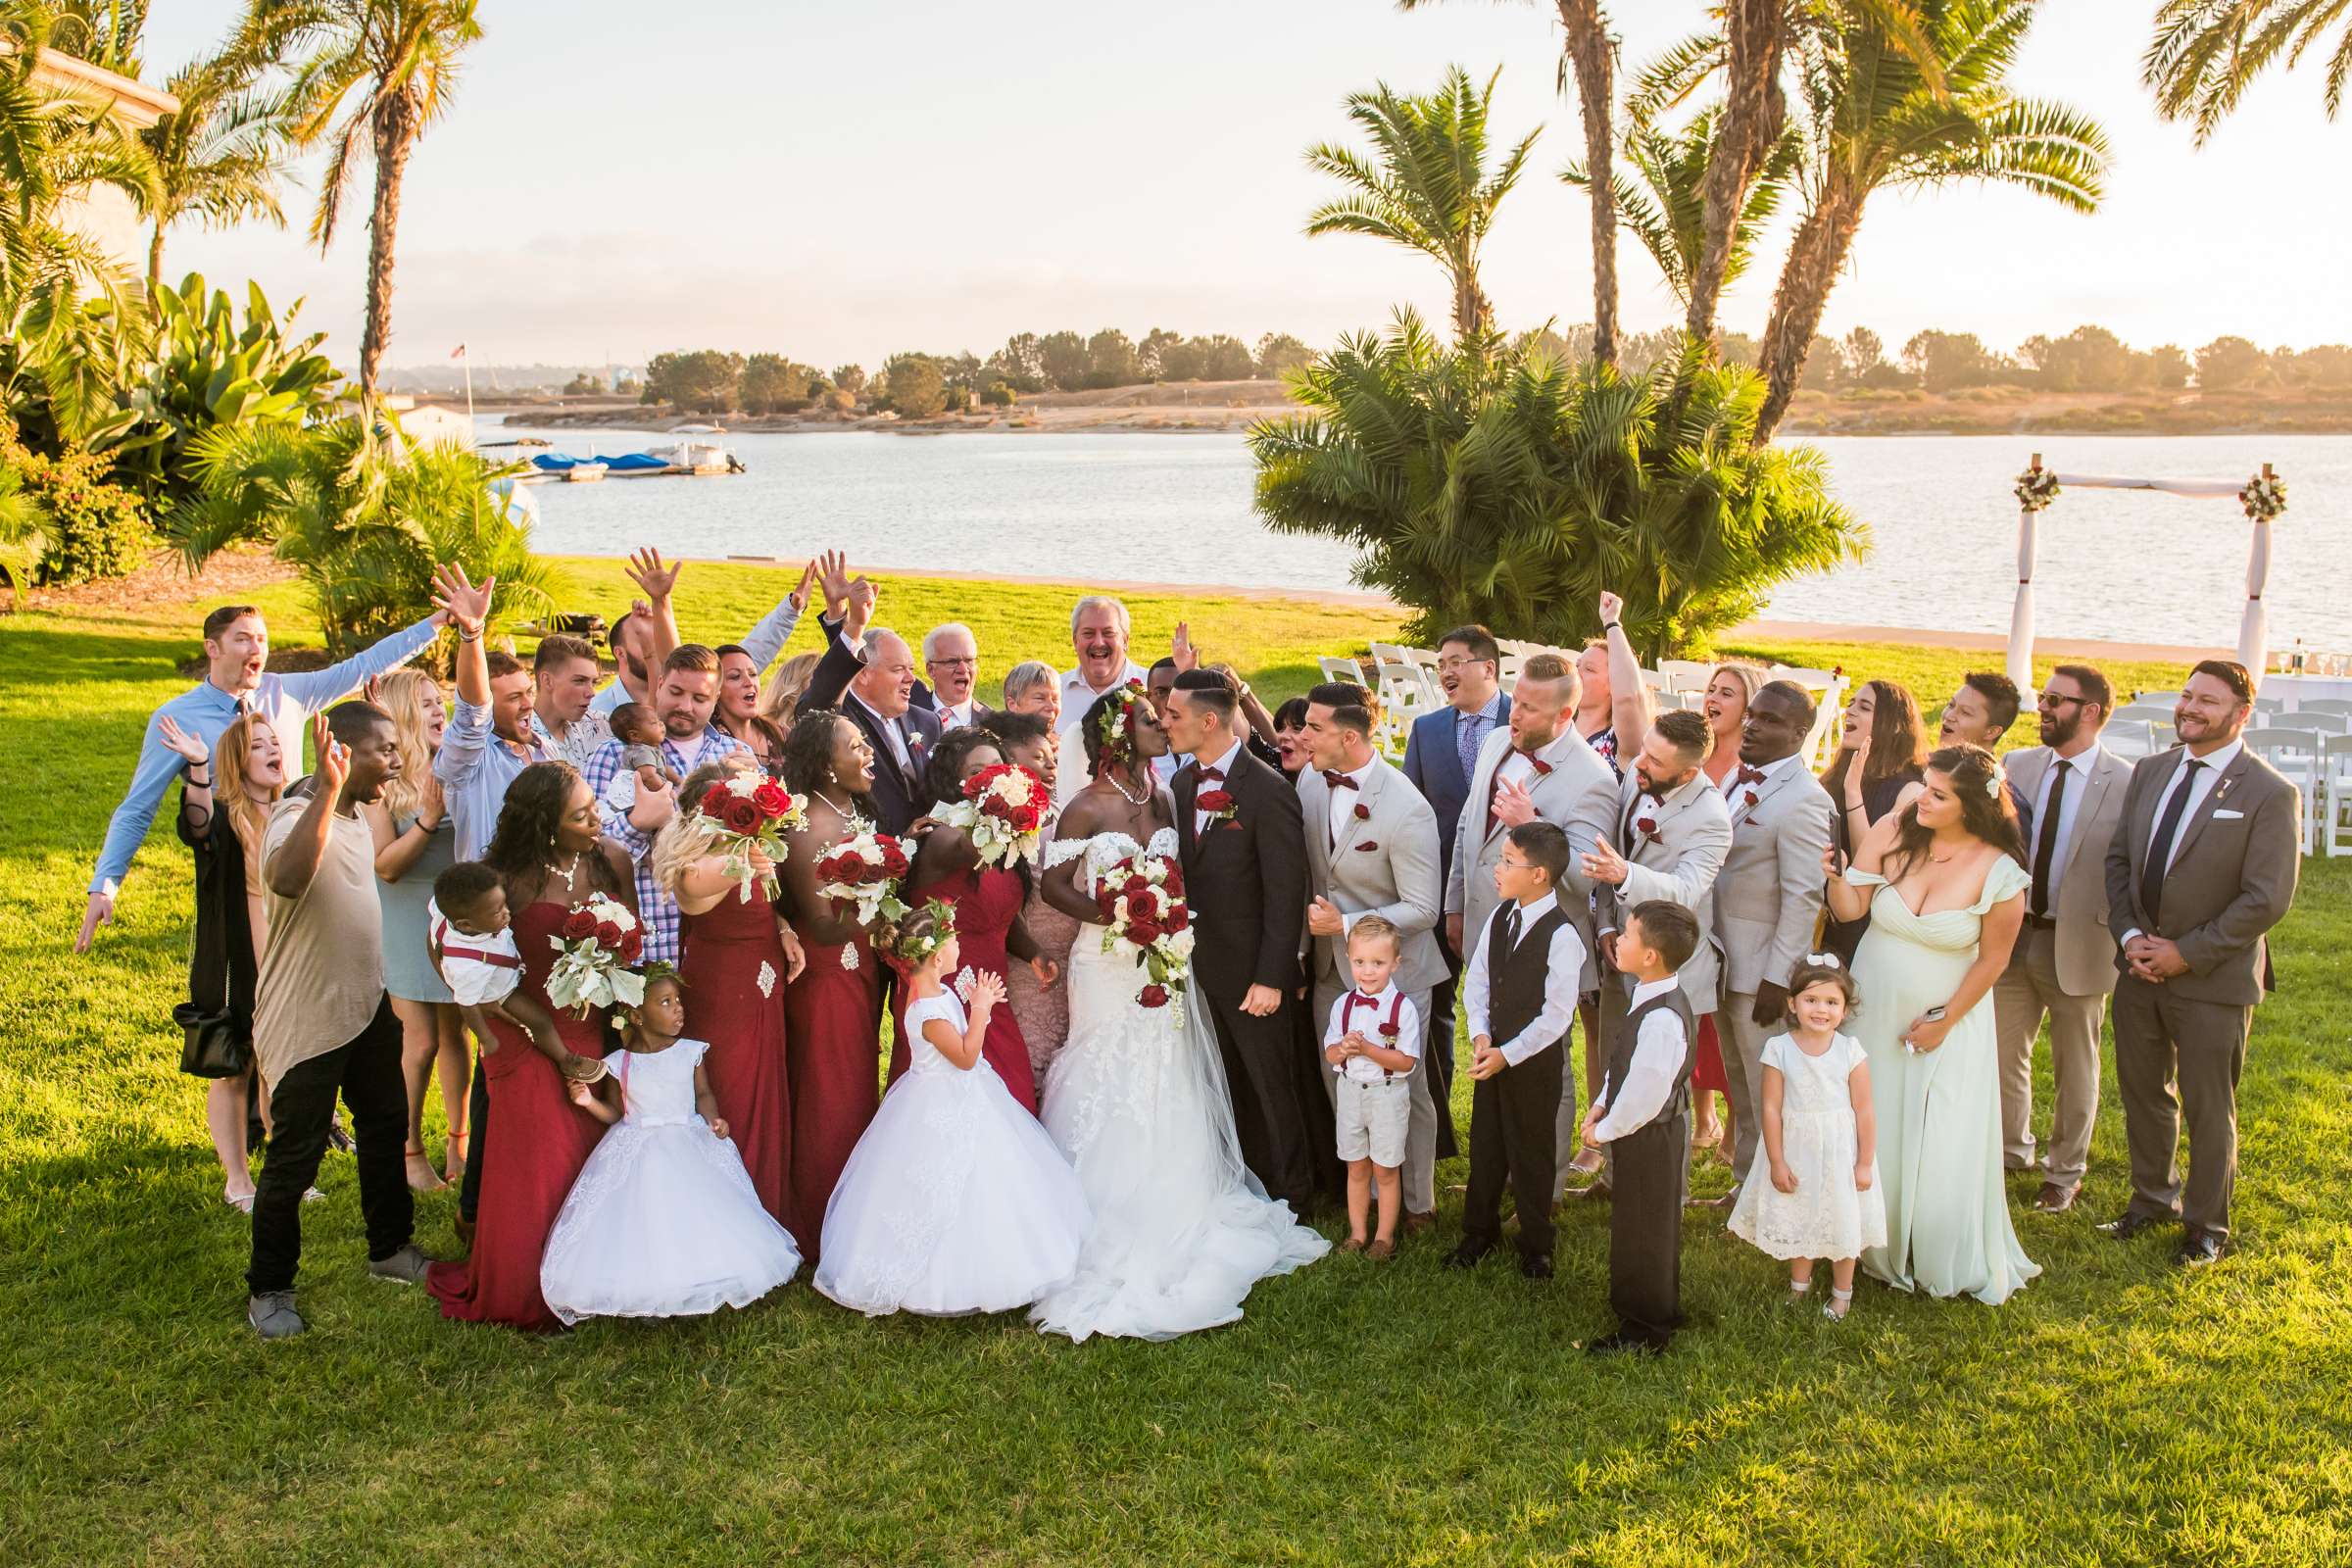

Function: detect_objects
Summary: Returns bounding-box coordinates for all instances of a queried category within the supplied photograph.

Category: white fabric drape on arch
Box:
[2006,471,2279,692]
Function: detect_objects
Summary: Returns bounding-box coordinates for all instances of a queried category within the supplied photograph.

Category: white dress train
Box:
[1030,828,1329,1342]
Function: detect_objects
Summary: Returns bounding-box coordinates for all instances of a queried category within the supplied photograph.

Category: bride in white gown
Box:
[1029,688,1327,1342]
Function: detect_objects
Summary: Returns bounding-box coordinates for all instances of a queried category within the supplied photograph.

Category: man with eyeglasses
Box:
[1991,664,2132,1215]
[920,622,989,731]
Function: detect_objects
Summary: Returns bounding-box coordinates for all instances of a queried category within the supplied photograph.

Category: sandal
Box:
[1786,1278,1814,1307]
[442,1128,468,1187]
[1565,1144,1605,1179]
[405,1143,447,1194]
[1824,1287,1854,1321]
[222,1183,257,1215]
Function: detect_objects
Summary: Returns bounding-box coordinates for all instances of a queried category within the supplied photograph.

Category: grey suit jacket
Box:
[2103,744,2300,1007]
[1599,767,1734,1009]
[1445,725,1619,991]
[1298,757,1446,995]
[2006,743,2133,997]
[1711,760,1836,999]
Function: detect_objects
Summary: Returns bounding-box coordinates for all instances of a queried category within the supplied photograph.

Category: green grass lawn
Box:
[5,558,2349,1565]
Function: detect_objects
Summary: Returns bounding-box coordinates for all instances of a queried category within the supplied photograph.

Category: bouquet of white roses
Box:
[545,892,647,1016]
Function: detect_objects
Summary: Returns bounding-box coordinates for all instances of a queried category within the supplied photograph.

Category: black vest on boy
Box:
[1603,986,1697,1127]
[1485,901,1573,1048]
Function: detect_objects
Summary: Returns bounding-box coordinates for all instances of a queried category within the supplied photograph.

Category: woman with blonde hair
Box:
[163,710,285,1209]
[362,668,470,1192]
[655,759,808,1224]
[759,651,821,735]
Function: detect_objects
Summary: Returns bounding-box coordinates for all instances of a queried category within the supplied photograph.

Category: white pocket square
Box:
[2214,808,2244,820]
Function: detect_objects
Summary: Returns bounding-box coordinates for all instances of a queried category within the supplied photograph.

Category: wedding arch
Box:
[2007,454,2288,696]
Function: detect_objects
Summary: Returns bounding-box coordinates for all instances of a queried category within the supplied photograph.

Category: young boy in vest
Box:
[1580,899,1702,1353]
[1449,821,1587,1280]
[1323,914,1420,1260]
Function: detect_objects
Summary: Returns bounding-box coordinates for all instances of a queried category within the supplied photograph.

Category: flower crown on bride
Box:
[1094,681,1150,778]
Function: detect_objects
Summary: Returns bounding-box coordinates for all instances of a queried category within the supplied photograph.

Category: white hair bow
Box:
[1804,952,1842,970]
[1984,764,2005,799]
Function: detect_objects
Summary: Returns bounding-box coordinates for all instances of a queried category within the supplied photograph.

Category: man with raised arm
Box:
[588,548,815,717]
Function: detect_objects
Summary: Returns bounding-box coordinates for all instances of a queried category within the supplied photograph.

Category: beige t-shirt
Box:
[253,794,385,1090]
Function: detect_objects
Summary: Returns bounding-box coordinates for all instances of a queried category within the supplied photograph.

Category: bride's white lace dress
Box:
[1030,828,1328,1342]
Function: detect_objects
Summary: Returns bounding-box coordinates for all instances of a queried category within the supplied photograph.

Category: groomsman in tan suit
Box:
[2100,661,2300,1266]
[1708,681,1837,1191]
[1298,682,1448,1228]
[1993,663,2132,1214]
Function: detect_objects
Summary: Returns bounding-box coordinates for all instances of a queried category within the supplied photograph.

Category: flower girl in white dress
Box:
[1727,956,1886,1320]
[539,969,803,1325]
[815,903,1091,1317]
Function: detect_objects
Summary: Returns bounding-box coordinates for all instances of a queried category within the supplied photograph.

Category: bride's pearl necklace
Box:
[1105,766,1152,807]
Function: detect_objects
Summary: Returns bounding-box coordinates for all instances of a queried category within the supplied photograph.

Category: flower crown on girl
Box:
[881,899,958,978]
[1094,681,1150,777]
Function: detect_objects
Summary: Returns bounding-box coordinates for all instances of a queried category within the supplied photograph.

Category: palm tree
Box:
[1563,104,1796,309]
[1303,66,1540,344]
[40,0,145,74]
[141,46,295,298]
[1749,0,2107,437]
[242,0,481,398]
[2146,0,2352,140]
[0,455,53,609]
[1250,313,1865,660]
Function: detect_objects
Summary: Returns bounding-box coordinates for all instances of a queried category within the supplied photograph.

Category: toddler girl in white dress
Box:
[814,903,1091,1317]
[1728,956,1886,1320]
[539,969,802,1325]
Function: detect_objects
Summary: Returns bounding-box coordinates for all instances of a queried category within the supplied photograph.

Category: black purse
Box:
[175,1000,251,1078]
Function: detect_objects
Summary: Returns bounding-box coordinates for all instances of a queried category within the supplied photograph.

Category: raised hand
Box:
[625,547,682,603]
[1171,620,1200,673]
[1581,836,1629,886]
[312,711,350,797]
[157,715,211,764]
[1492,773,1538,829]
[968,969,1007,1012]
[430,563,493,634]
[1598,590,1624,626]
[788,556,820,612]
[817,549,853,617]
[843,575,877,637]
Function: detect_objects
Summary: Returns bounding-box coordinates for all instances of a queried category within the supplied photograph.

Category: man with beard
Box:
[1578,710,1732,1200]
[590,547,813,719]
[1991,665,2132,1214]
[1707,680,1837,1197]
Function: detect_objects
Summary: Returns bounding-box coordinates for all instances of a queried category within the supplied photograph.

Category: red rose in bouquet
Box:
[1139,983,1170,1009]
[878,839,910,876]
[752,780,792,818]
[620,928,644,961]
[721,797,764,834]
[595,919,623,949]
[701,783,733,816]
[562,909,598,941]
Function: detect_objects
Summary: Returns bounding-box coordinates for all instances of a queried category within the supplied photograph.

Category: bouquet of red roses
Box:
[696,771,807,902]
[1092,850,1196,1024]
[940,761,1053,870]
[813,829,913,970]
[545,892,646,1016]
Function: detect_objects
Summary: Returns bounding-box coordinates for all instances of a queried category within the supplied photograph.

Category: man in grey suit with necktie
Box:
[1298,682,1447,1227]
[2100,660,2300,1266]
[1993,662,2133,1214]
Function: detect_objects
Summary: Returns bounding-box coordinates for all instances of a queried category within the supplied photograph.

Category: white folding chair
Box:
[2132,689,2182,709]
[2274,710,2351,735]
[2323,733,2352,858]
[2111,703,2178,727]
[1318,656,1364,687]
[1657,659,1713,693]
[2243,728,2322,855]
[2254,696,2287,717]
[2299,699,2352,718]
[2103,717,2156,761]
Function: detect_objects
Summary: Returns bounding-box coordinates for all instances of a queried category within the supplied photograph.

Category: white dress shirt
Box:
[1193,739,1245,837]
[1720,749,1803,809]
[2031,742,2105,896]
[850,687,914,777]
[1494,724,1580,798]
[1324,982,1422,1084]
[936,699,977,732]
[1591,976,1689,1141]
[2121,738,2241,948]
[1461,891,1589,1065]
[1322,755,1376,845]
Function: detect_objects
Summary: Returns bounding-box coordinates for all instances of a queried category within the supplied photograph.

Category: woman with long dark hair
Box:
[772,709,888,1254]
[425,760,636,1332]
[1821,679,1931,964]
[981,709,1079,1085]
[1823,743,2038,1305]
[1270,697,1311,781]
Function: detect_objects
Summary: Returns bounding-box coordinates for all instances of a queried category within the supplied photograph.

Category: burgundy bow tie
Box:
[1324,770,1359,790]
[1196,765,1224,783]
[1518,750,1553,777]
[1737,764,1766,786]
[1354,991,1384,1005]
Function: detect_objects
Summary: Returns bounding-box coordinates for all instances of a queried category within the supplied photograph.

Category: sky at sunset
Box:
[143,0,2352,370]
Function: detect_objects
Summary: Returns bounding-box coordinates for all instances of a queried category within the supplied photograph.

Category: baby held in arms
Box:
[599,702,680,816]
[428,861,601,1083]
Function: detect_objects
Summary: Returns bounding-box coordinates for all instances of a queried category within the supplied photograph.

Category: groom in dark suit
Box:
[1165,669,1316,1212]
[2101,660,2300,1266]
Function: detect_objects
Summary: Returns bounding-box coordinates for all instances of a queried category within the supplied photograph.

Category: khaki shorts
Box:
[1335,1074,1412,1167]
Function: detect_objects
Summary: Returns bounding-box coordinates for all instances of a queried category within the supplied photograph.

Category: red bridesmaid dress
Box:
[426,901,609,1332]
[887,862,1037,1114]
[680,889,794,1229]
[783,917,884,1259]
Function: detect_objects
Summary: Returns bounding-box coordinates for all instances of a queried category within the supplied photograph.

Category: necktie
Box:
[2029,760,2070,919]
[1323,770,1359,790]
[1455,710,1484,785]
[2141,758,2204,922]
[1503,905,1523,954]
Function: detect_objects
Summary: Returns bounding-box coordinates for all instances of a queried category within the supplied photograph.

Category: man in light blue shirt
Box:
[436,592,551,862]
[588,550,814,718]
[77,566,481,951]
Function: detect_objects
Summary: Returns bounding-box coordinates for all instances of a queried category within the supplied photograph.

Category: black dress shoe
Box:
[1585,1331,1664,1357]
[1520,1252,1554,1281]
[1443,1239,1492,1271]
[2177,1233,2227,1267]
[2096,1211,2169,1242]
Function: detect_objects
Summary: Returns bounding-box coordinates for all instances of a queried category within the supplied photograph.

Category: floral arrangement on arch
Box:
[1092,681,1151,778]
[937,761,1053,869]
[696,771,807,902]
[1093,848,1197,1023]
[2014,466,2060,512]
[546,892,646,1016]
[2240,470,2286,522]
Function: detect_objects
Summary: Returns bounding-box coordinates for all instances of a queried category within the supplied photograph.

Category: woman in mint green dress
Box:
[1825,744,2040,1305]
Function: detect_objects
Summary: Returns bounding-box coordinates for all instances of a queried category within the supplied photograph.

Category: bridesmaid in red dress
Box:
[893,729,1054,1112]
[426,762,635,1332]
[774,710,888,1257]
[658,760,808,1229]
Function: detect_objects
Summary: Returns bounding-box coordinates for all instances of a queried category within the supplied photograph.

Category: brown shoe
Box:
[1365,1238,1396,1261]
[2033,1181,2079,1214]
[1339,1237,1366,1253]
[1402,1211,1436,1233]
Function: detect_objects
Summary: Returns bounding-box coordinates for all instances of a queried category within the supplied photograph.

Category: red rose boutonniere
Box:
[1352,802,1372,821]
[1198,788,1237,824]
[1635,810,1664,847]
